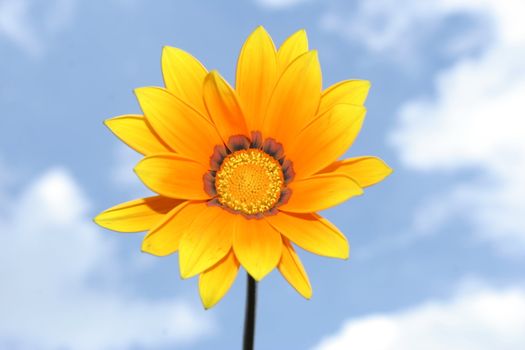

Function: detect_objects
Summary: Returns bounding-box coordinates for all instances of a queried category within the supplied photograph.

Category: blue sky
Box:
[1,0,524,349]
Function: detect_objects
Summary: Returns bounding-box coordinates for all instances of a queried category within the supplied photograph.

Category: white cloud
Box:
[254,0,309,10]
[390,0,525,254]
[0,167,214,349]
[320,0,435,53]
[0,0,41,55]
[314,282,525,350]
[0,0,76,56]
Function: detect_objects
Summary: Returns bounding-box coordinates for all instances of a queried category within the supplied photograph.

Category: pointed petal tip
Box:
[299,28,307,35]
[102,118,120,134]
[244,265,272,282]
[140,240,152,254]
[141,242,173,257]
[291,28,308,43]
[244,26,276,52]
[179,268,193,280]
[385,163,394,176]
[140,246,156,256]
[207,70,220,81]
[92,214,103,227]
[133,86,160,98]
[178,255,194,279]
[92,211,118,231]
[352,79,372,88]
[254,25,268,33]
[132,87,144,99]
[201,297,219,310]
[161,46,196,61]
[249,270,266,282]
[200,292,220,310]
[298,50,319,67]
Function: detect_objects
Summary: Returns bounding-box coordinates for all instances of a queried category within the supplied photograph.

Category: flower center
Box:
[215,149,284,215]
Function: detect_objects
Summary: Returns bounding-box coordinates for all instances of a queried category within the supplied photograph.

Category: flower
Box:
[95,26,392,309]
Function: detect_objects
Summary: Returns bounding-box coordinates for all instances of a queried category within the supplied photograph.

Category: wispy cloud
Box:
[254,0,310,10]
[319,0,489,65]
[390,0,525,255]
[314,280,525,350]
[0,166,214,349]
[0,0,76,56]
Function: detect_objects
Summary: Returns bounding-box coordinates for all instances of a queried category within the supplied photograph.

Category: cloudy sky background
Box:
[1,0,524,349]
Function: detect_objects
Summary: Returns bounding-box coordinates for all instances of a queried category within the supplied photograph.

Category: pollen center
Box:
[215,149,284,215]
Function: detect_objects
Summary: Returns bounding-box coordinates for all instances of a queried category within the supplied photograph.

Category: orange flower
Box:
[95,27,392,308]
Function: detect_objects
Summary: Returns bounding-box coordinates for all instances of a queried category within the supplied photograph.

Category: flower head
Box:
[95,26,392,308]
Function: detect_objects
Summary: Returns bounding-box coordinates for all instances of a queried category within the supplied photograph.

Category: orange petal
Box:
[104,115,172,155]
[94,196,182,232]
[321,156,393,188]
[199,250,240,309]
[134,153,210,200]
[233,216,282,281]
[262,51,322,150]
[203,71,248,143]
[161,46,209,117]
[141,201,206,256]
[279,238,312,299]
[266,212,349,259]
[135,87,222,166]
[280,173,363,213]
[179,206,234,278]
[277,29,308,74]
[236,26,278,132]
[319,80,371,115]
[287,103,366,179]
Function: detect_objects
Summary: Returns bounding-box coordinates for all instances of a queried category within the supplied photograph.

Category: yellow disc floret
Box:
[215,149,284,215]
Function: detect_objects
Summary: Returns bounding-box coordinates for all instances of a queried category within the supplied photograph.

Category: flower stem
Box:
[243,273,257,350]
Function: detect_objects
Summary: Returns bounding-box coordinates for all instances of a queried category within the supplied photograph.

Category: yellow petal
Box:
[262,51,322,150]
[203,71,248,143]
[199,250,240,309]
[162,46,209,117]
[321,156,393,188]
[179,206,234,278]
[279,238,312,299]
[235,26,278,132]
[287,103,366,179]
[134,153,210,200]
[319,80,371,115]
[233,216,282,281]
[277,29,308,74]
[280,173,363,213]
[135,87,222,166]
[142,201,206,256]
[266,212,349,259]
[104,115,172,155]
[94,196,182,232]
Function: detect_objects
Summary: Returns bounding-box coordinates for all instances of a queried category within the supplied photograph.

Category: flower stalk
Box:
[243,273,257,350]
